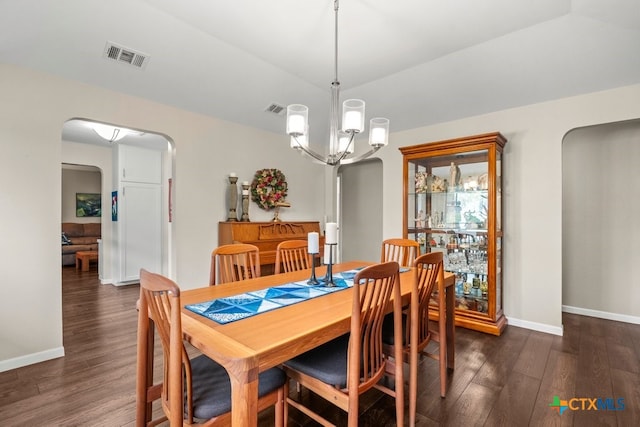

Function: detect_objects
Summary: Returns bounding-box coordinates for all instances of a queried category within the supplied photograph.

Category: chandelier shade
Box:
[341,99,365,133]
[285,0,389,166]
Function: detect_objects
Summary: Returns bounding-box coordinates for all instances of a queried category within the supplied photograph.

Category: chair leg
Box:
[145,323,155,423]
[275,381,287,427]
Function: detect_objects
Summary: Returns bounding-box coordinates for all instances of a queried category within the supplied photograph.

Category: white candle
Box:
[323,244,332,265]
[229,172,237,177]
[343,111,361,131]
[242,189,249,196]
[287,114,305,135]
[307,232,319,254]
[325,222,338,244]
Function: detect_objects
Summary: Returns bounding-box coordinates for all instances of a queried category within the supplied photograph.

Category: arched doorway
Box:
[562,118,640,323]
[61,118,175,283]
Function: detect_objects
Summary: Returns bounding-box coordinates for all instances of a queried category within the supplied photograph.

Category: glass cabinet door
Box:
[408,150,490,314]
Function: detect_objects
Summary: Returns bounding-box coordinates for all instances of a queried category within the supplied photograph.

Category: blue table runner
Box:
[186,267,411,325]
[185,269,360,324]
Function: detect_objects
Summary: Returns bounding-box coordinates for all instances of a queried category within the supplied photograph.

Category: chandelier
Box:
[286,0,389,166]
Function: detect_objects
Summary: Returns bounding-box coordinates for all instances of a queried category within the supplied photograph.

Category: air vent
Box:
[264,103,285,115]
[103,41,149,69]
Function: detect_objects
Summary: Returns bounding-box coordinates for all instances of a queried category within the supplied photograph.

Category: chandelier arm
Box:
[335,131,356,163]
[335,145,382,165]
[292,135,339,165]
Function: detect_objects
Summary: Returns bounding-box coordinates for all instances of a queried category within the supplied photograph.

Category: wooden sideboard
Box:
[218,221,323,275]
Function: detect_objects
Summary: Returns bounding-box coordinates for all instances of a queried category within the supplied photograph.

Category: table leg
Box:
[82,255,90,271]
[229,361,259,427]
[446,284,455,369]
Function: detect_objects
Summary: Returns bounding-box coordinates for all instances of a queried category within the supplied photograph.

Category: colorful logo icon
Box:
[549,396,569,415]
[549,395,625,415]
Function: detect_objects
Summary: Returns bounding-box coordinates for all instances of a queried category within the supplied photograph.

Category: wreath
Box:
[250,168,288,211]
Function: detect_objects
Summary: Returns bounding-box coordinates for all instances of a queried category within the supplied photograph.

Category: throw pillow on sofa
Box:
[62,232,72,245]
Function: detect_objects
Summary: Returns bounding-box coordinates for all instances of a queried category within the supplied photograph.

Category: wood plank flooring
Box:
[1,267,638,426]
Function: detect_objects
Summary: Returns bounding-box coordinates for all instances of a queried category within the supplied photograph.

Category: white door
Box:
[120,183,162,281]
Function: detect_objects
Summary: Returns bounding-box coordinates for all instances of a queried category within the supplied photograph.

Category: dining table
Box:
[139,260,455,426]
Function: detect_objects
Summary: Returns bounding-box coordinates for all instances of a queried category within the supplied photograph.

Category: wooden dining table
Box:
[144,260,455,426]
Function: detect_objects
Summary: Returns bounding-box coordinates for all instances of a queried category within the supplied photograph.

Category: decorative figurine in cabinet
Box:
[400,132,507,335]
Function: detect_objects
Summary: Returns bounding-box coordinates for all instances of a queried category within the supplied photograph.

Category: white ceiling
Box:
[2,0,639,145]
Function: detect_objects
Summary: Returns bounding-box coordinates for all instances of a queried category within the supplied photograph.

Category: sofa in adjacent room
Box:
[61,222,101,266]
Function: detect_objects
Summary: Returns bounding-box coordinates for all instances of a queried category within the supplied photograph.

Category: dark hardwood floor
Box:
[1,267,638,426]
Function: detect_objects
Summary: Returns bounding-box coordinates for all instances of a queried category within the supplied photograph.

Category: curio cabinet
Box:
[400,132,507,335]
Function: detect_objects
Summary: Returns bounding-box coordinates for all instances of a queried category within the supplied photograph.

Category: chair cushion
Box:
[381,312,407,346]
[189,354,286,420]
[284,334,350,388]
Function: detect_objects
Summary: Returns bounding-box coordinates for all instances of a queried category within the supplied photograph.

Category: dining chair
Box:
[381,238,420,267]
[136,269,287,426]
[274,239,312,274]
[283,261,405,427]
[381,252,445,426]
[209,243,260,286]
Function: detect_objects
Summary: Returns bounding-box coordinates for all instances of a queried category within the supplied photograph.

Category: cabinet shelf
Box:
[408,189,488,197]
[409,227,488,234]
[400,132,507,335]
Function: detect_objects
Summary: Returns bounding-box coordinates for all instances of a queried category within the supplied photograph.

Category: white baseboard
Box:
[0,346,65,373]
[506,316,564,336]
[562,305,640,325]
[112,280,139,287]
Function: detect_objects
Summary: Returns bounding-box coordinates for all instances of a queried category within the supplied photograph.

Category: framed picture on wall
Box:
[76,193,101,217]
[112,191,118,221]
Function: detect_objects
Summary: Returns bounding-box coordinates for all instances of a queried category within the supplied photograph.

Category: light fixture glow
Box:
[286,0,389,166]
[92,123,129,143]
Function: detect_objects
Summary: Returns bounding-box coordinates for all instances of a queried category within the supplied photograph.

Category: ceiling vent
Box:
[264,103,285,115]
[103,41,149,69]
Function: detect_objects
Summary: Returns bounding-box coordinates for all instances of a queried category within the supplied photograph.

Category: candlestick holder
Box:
[240,183,250,222]
[307,253,319,285]
[227,176,238,221]
[323,243,337,287]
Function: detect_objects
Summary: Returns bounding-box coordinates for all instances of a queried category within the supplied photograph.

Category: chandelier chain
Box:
[285,0,389,166]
